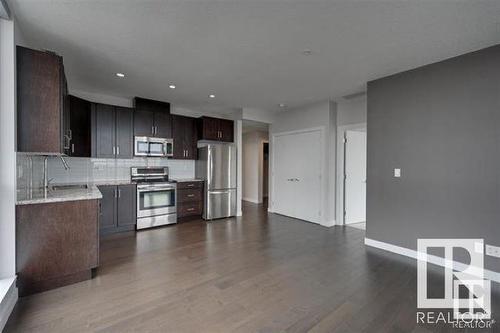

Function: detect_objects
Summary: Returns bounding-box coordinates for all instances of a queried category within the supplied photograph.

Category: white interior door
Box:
[344,130,367,224]
[273,130,322,224]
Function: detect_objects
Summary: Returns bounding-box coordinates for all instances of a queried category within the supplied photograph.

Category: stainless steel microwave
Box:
[134,136,173,157]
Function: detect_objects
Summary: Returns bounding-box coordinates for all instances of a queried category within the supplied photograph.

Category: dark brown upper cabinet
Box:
[68,95,92,157]
[172,115,198,160]
[17,46,70,153]
[134,97,172,138]
[198,116,234,142]
[92,103,133,159]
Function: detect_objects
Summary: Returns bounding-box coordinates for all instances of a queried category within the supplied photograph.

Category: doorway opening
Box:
[262,142,269,206]
[337,124,367,230]
[242,120,269,210]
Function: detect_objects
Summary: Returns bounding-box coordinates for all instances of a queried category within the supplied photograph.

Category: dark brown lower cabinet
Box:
[98,184,136,236]
[16,199,99,296]
[177,181,203,220]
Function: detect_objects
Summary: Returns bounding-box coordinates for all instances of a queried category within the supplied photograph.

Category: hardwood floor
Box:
[5,201,499,332]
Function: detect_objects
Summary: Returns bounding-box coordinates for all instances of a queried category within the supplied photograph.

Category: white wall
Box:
[337,95,367,126]
[242,131,268,203]
[270,100,337,226]
[242,107,275,124]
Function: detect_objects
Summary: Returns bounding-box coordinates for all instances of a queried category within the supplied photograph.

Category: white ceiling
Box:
[10,0,500,114]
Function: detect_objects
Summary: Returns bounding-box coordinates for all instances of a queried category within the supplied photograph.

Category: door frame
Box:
[336,123,367,225]
[271,126,325,224]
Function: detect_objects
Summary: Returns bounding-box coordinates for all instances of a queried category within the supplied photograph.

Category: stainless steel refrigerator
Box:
[196,143,237,220]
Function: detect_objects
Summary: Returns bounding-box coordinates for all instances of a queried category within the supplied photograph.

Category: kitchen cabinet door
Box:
[134,109,155,137]
[154,110,172,138]
[69,95,91,157]
[172,115,187,159]
[94,104,116,158]
[173,115,197,159]
[199,117,220,141]
[115,107,133,159]
[116,185,136,227]
[184,116,198,159]
[17,46,65,153]
[219,119,234,142]
[98,186,117,233]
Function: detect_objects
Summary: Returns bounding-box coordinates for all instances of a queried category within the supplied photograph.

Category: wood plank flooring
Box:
[5,201,499,332]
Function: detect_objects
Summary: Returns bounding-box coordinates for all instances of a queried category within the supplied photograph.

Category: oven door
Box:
[137,184,176,218]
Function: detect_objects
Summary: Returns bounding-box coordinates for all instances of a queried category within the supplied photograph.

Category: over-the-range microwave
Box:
[134,136,173,157]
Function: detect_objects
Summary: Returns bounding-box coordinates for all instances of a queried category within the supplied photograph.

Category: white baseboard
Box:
[320,219,336,228]
[345,220,366,225]
[236,210,243,217]
[242,197,261,204]
[364,238,500,283]
[267,208,273,213]
[0,277,17,331]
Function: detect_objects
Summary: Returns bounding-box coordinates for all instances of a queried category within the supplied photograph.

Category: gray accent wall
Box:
[366,44,500,272]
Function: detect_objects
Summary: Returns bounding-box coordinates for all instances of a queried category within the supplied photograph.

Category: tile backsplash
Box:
[17,154,195,189]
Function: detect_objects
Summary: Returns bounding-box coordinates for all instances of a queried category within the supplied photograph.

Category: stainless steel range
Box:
[131,167,177,229]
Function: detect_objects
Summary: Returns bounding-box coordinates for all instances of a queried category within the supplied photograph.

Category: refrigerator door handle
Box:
[208,190,233,194]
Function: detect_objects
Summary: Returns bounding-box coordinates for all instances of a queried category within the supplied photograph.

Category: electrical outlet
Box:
[485,244,500,258]
[394,168,401,178]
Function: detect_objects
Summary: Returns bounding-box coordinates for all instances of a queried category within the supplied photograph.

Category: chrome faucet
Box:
[59,155,70,170]
[43,155,71,189]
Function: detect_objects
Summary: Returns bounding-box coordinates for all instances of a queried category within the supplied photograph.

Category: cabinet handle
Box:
[152,126,155,135]
[68,129,72,140]
[155,126,158,135]
[118,188,121,198]
[187,208,195,211]
[71,143,74,154]
[112,146,116,155]
[114,188,118,198]
[117,146,120,155]
[187,184,194,187]
[187,194,195,198]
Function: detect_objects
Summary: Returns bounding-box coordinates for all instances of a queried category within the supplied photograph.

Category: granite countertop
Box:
[90,180,134,186]
[16,184,102,206]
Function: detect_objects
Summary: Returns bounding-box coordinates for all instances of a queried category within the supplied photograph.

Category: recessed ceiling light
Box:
[209,94,215,98]
[302,49,312,55]
[116,72,125,78]
[279,103,286,108]
[169,85,176,89]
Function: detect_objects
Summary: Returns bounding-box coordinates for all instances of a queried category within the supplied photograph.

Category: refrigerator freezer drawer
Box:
[204,189,237,220]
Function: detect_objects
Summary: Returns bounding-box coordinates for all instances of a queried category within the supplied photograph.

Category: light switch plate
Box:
[394,168,401,178]
[485,244,500,258]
